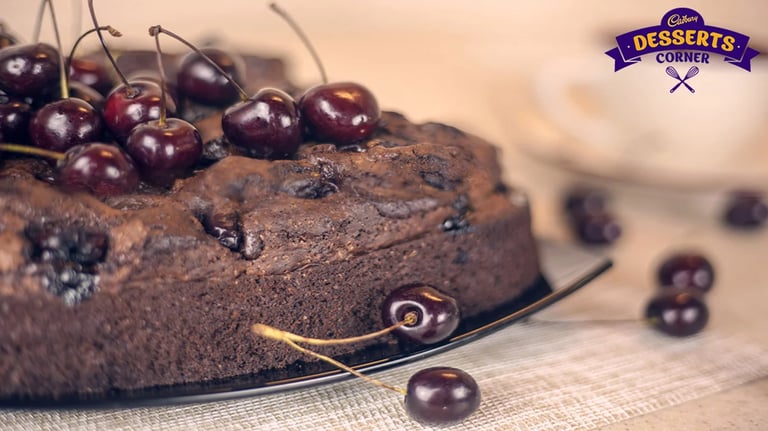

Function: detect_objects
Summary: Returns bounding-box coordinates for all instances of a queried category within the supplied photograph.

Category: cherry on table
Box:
[381,284,460,345]
[723,191,768,229]
[405,367,481,425]
[645,288,709,337]
[0,43,61,97]
[657,252,715,293]
[564,187,607,218]
[573,212,622,245]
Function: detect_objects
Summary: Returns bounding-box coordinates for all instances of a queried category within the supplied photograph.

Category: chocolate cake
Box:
[0,47,539,401]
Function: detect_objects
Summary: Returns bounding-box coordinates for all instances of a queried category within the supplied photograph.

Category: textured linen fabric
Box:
[3,319,766,431]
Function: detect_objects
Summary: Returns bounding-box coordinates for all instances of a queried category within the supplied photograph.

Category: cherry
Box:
[299,82,380,145]
[270,3,380,145]
[0,95,33,143]
[177,48,245,106]
[645,288,709,337]
[69,57,114,96]
[58,143,139,197]
[68,81,105,111]
[102,79,176,142]
[0,142,139,197]
[723,191,767,229]
[66,25,122,96]
[381,284,460,344]
[405,367,481,425]
[222,87,302,159]
[0,43,60,97]
[572,212,622,245]
[564,187,607,218]
[28,97,104,152]
[657,252,715,293]
[126,119,202,186]
[150,25,302,159]
[122,24,203,187]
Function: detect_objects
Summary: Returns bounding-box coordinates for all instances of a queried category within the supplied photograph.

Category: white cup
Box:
[534,53,768,171]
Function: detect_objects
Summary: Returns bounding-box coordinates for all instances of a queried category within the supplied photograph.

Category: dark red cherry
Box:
[177,48,244,106]
[222,87,302,159]
[299,81,379,145]
[573,212,622,245]
[102,79,176,142]
[29,98,104,152]
[405,367,481,425]
[0,43,60,97]
[564,188,607,218]
[58,143,139,197]
[125,118,202,186]
[723,191,767,229]
[645,289,709,337]
[382,284,460,345]
[0,95,33,143]
[657,252,715,293]
[68,57,114,96]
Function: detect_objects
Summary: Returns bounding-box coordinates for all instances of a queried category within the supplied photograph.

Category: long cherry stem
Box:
[87,0,134,96]
[0,143,65,161]
[252,315,417,396]
[284,338,406,395]
[33,0,69,99]
[148,25,249,101]
[269,2,328,84]
[65,25,122,77]
[252,312,417,346]
[32,0,46,43]
[151,28,168,127]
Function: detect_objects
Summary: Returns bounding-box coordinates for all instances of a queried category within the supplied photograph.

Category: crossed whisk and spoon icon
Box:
[665,66,699,93]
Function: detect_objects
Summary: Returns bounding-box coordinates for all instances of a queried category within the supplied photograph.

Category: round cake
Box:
[0,42,539,401]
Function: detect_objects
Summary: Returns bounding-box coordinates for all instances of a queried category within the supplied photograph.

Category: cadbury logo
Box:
[667,13,699,27]
[605,7,759,72]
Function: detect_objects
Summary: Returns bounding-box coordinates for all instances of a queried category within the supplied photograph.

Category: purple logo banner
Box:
[606,8,759,71]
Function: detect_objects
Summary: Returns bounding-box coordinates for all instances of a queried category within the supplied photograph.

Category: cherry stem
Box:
[65,25,122,77]
[33,0,69,99]
[148,25,249,102]
[87,0,134,96]
[0,143,65,161]
[150,27,168,127]
[252,312,417,346]
[269,3,328,84]
[253,315,417,397]
[32,0,46,43]
[284,338,406,396]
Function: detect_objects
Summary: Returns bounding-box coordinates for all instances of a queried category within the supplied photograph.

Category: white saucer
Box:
[495,53,768,192]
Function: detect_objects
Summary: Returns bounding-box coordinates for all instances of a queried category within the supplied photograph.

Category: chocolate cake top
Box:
[0,110,522,302]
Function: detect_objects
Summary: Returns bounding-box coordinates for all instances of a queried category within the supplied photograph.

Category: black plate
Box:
[4,239,611,408]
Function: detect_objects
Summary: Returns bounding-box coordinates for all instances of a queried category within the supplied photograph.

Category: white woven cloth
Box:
[3,317,766,431]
